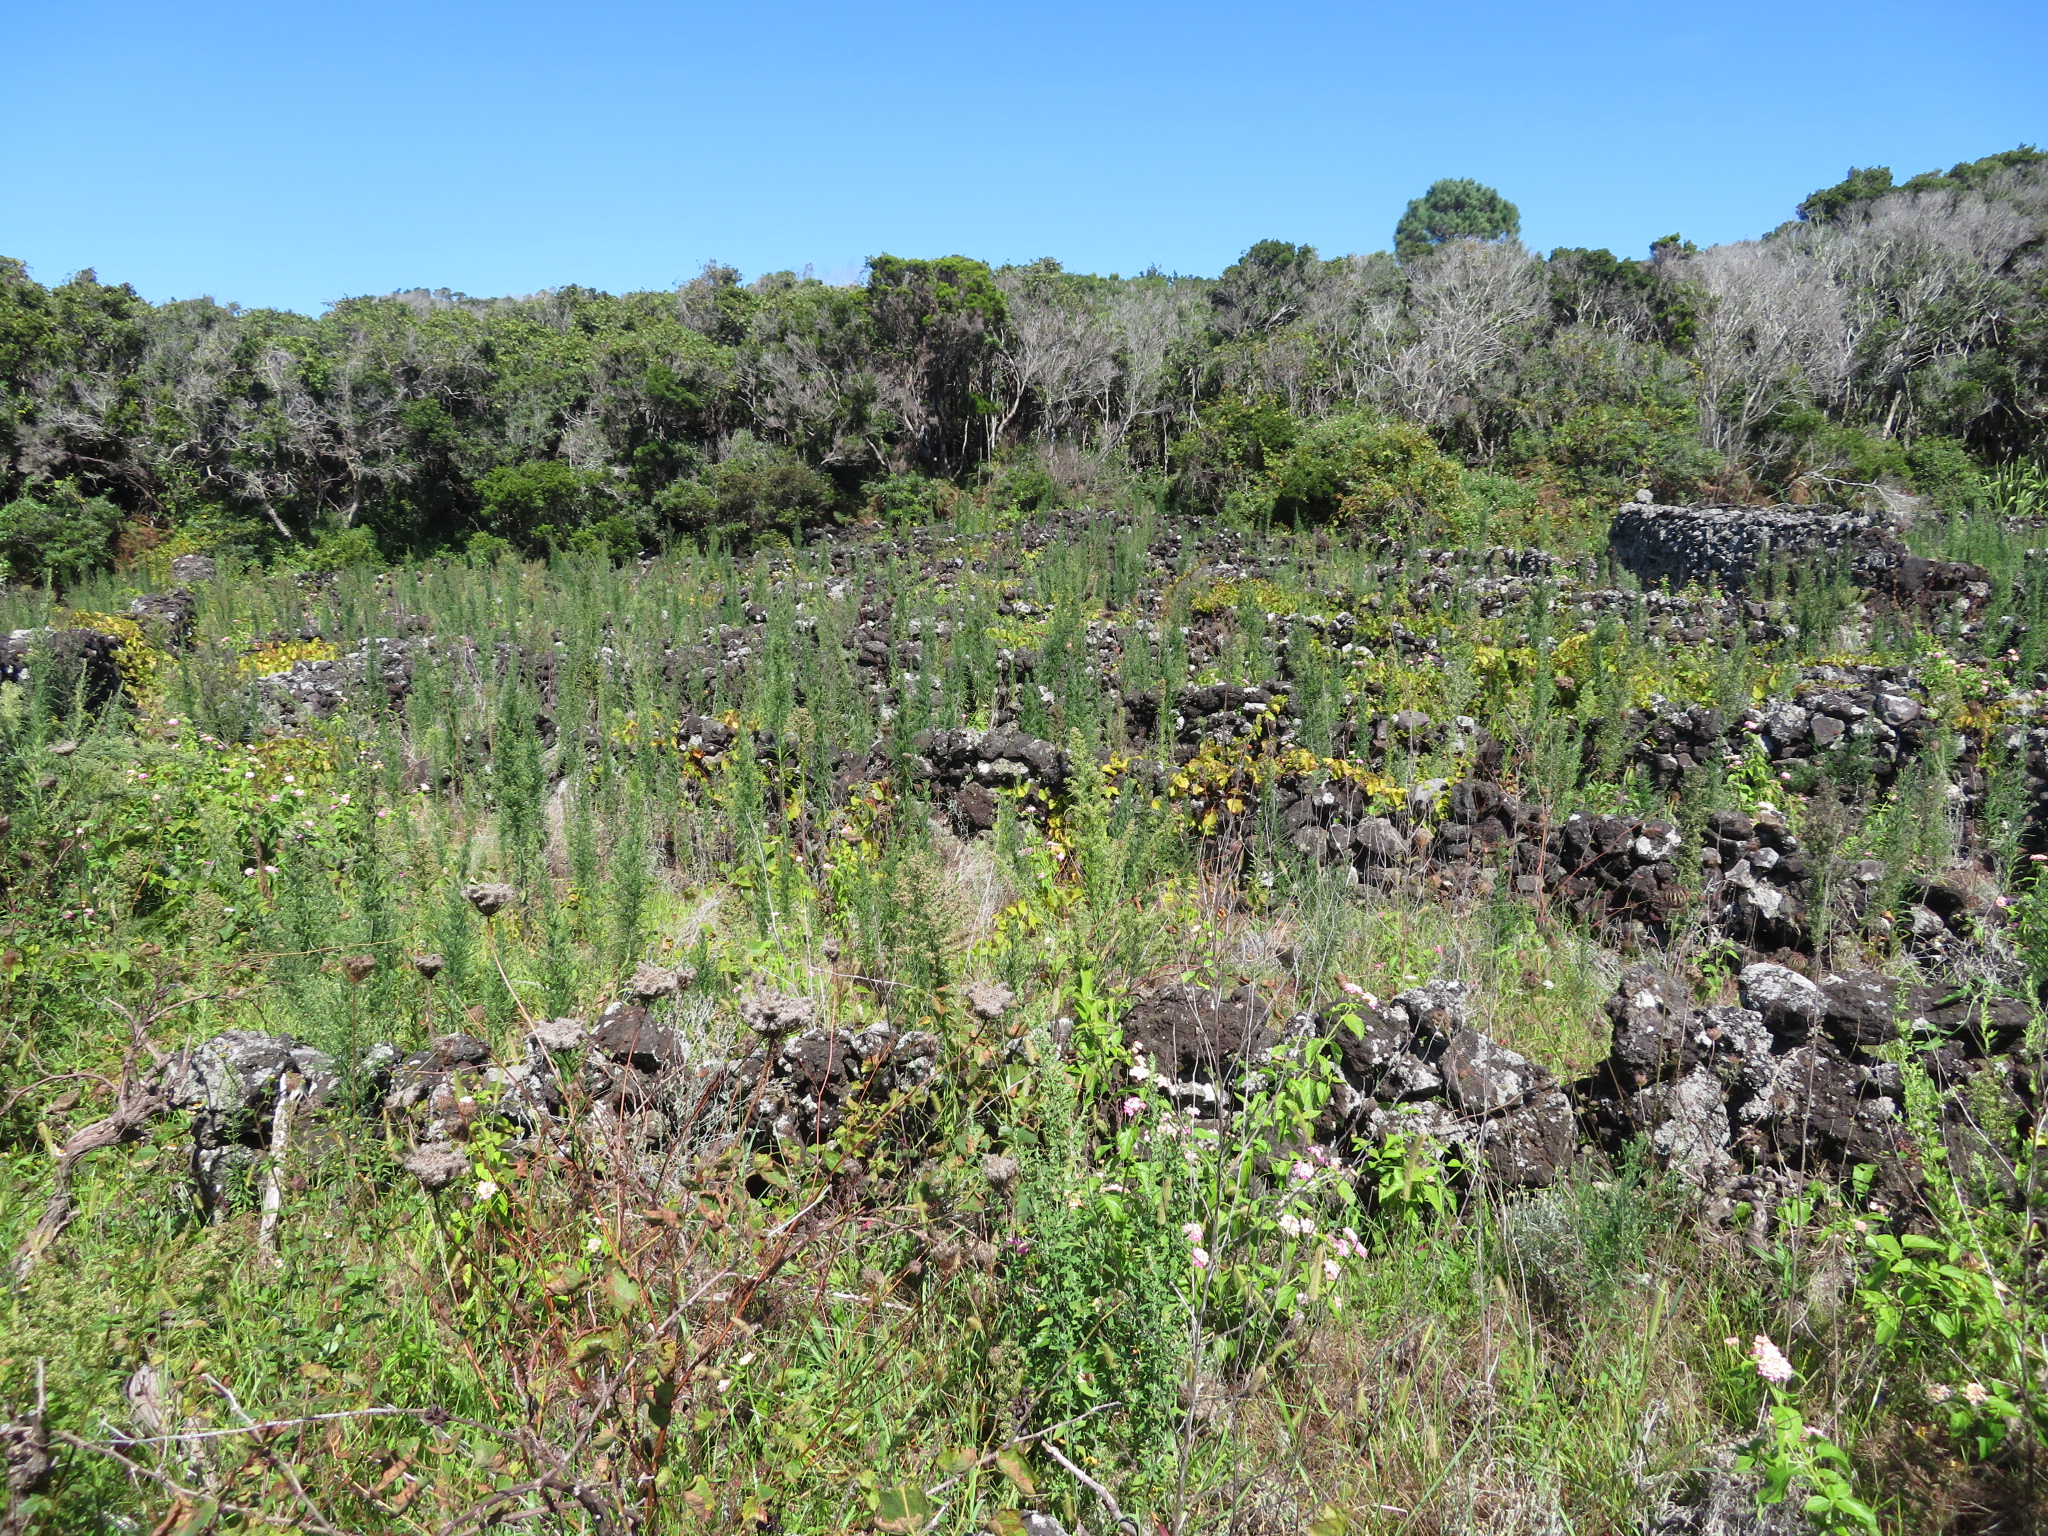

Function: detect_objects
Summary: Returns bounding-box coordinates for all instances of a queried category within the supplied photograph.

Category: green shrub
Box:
[1906,436,1991,513]
[1169,394,1301,513]
[302,524,383,571]
[1512,404,1719,500]
[473,460,610,552]
[1463,470,1543,538]
[1261,412,1471,534]
[653,434,833,547]
[0,481,124,586]
[1805,422,1911,486]
[566,514,645,560]
[864,471,953,525]
[464,529,514,563]
[984,459,1060,516]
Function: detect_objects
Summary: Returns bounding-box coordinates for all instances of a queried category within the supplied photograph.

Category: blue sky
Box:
[5,0,2042,314]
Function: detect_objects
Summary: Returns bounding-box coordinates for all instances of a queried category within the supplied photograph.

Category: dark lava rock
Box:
[0,628,125,710]
[1608,498,1892,593]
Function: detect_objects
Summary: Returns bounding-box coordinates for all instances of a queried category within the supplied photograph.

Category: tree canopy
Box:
[1393,179,1521,262]
[0,144,2043,575]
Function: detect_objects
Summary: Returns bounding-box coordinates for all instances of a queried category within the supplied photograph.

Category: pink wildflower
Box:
[1121,1096,1144,1118]
[1191,1247,1211,1272]
[1749,1335,1794,1384]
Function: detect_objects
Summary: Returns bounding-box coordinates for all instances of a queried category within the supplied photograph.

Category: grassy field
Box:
[0,505,2038,1535]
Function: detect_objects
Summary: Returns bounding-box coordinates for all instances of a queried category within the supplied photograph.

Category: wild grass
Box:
[0,512,2037,1533]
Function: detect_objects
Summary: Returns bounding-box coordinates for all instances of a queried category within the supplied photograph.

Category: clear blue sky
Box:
[6,0,2042,314]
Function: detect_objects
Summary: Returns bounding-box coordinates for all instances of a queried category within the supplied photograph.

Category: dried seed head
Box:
[966,980,1014,1021]
[340,954,376,985]
[528,1016,586,1053]
[739,988,816,1037]
[412,952,446,980]
[625,961,681,1002]
[463,882,518,917]
[402,1144,470,1193]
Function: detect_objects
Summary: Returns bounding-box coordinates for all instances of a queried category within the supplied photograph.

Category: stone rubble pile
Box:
[127,934,2036,1247]
[1116,979,1578,1191]
[1577,960,2037,1227]
[0,628,125,710]
[252,638,430,726]
[911,726,1070,833]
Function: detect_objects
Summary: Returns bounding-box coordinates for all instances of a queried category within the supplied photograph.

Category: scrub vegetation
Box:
[0,154,2041,1535]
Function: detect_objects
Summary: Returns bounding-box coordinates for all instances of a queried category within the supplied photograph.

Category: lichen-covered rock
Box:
[1122,985,1274,1105]
[1608,498,1891,593]
[1316,981,1573,1187]
[1579,969,1916,1210]
[1441,1027,1547,1116]
[1737,963,1827,1044]
[1473,1086,1579,1188]
[588,1003,687,1080]
[742,1024,942,1145]
[1817,969,1899,1052]
[159,1030,343,1210]
[1603,965,1698,1087]
[0,627,125,710]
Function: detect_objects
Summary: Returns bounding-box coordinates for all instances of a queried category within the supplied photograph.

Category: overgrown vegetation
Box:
[0,482,2037,1533]
[0,146,2042,1535]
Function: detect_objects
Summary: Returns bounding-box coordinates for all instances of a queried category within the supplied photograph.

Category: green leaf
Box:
[873,1482,934,1532]
[605,1269,644,1313]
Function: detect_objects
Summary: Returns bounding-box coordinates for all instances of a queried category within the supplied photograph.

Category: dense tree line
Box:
[1,151,2044,575]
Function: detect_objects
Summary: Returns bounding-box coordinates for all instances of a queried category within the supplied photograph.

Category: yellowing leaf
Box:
[994,1449,1036,1496]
